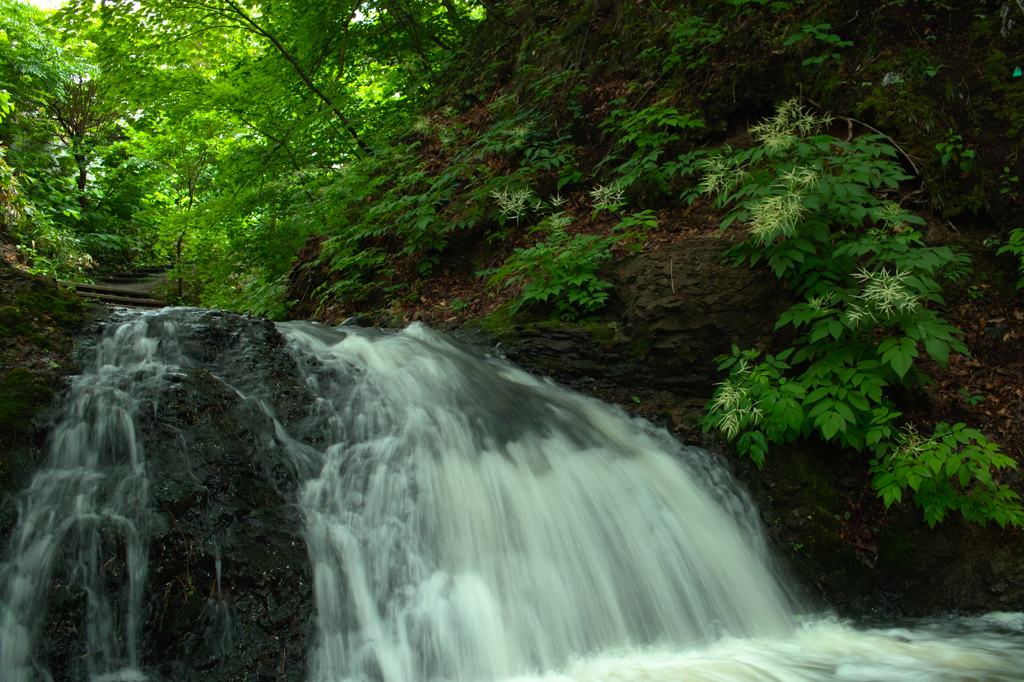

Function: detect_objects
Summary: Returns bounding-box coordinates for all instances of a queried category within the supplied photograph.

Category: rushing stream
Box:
[1,308,1023,681]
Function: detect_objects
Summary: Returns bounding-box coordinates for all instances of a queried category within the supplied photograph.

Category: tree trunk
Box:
[74,151,88,213]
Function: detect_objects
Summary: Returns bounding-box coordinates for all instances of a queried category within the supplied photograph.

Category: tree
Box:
[45,75,119,213]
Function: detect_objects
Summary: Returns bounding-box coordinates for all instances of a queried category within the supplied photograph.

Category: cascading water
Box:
[283,322,793,682]
[2,308,1024,681]
[0,313,170,682]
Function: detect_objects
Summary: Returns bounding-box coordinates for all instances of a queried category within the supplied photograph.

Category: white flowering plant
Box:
[700,100,1020,528]
[489,193,657,320]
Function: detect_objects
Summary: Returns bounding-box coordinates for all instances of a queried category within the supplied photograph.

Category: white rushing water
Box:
[2,310,1024,681]
[279,322,1024,682]
[0,313,172,682]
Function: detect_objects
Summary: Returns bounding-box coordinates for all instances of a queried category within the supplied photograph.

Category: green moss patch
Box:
[0,368,53,436]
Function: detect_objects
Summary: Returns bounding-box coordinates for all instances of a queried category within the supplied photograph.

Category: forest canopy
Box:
[1,0,474,305]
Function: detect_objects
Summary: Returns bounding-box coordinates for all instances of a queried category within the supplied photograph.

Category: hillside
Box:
[2,0,1024,611]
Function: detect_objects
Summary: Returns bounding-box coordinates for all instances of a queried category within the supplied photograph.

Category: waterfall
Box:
[2,309,1023,682]
[0,313,171,682]
[281,322,792,682]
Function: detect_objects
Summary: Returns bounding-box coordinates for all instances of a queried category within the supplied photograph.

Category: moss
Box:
[12,288,86,327]
[628,335,650,360]
[463,303,553,338]
[0,368,54,436]
[579,319,617,348]
[462,303,519,342]
[0,305,40,345]
[463,304,622,351]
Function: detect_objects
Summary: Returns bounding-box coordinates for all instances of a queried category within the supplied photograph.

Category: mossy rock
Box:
[0,368,54,495]
[464,303,621,349]
[0,368,53,436]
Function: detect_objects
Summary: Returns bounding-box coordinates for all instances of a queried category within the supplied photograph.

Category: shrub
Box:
[699,100,1022,528]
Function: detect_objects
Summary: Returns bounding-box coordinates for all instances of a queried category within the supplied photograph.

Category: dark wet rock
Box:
[608,237,793,373]
[142,367,311,682]
[340,315,373,328]
[136,312,314,681]
[8,310,316,681]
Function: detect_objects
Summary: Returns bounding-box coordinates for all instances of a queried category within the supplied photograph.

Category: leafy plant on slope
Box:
[699,99,1023,528]
[489,186,656,320]
[997,229,1024,290]
[599,100,705,193]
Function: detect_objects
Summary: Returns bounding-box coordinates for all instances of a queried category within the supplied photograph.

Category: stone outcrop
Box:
[7,311,314,681]
[609,236,792,372]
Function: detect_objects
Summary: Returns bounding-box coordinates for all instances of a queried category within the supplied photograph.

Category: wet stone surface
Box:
[137,312,315,681]
[18,310,319,681]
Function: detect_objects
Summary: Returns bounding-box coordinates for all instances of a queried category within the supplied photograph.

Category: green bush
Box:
[698,99,1022,528]
[997,229,1024,290]
[489,191,656,320]
[871,422,1024,528]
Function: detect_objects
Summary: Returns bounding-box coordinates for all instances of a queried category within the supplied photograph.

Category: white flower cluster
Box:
[750,98,832,154]
[874,200,909,231]
[544,213,573,239]
[548,193,568,209]
[779,166,819,189]
[845,268,920,325]
[589,181,625,209]
[697,154,747,196]
[708,360,763,440]
[749,193,806,245]
[808,291,834,312]
[893,424,929,461]
[505,122,534,146]
[491,186,533,221]
[411,116,433,136]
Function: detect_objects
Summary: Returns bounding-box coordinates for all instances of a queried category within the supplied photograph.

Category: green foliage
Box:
[203,273,294,320]
[870,423,1024,528]
[935,129,975,175]
[660,15,724,74]
[600,100,705,192]
[698,99,1017,528]
[999,167,1020,201]
[997,229,1024,290]
[489,203,656,320]
[783,24,854,67]
[15,222,97,280]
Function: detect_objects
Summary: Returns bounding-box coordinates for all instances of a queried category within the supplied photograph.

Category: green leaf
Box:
[833,401,856,424]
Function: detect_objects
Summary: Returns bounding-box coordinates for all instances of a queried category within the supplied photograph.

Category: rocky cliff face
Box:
[610,237,793,373]
[1,309,314,681]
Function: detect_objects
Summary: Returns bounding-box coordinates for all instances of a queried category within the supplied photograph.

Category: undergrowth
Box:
[699,100,1023,529]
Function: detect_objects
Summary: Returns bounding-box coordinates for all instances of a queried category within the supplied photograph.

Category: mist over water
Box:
[1,309,1023,681]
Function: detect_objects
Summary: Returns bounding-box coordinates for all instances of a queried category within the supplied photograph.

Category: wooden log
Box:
[59,281,156,299]
[72,291,168,308]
